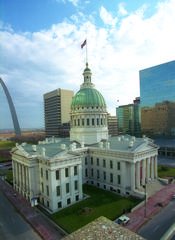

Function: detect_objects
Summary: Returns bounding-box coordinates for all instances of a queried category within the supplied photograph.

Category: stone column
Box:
[154,155,158,179]
[78,164,83,199]
[19,164,22,193]
[151,157,154,180]
[146,158,150,182]
[121,161,126,193]
[60,168,66,208]
[26,166,29,193]
[130,163,135,191]
[12,161,16,185]
[141,159,146,186]
[136,162,140,189]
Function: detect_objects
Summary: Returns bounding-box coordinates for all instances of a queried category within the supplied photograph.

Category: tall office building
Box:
[140,60,175,137]
[116,97,141,136]
[107,116,119,136]
[44,89,74,137]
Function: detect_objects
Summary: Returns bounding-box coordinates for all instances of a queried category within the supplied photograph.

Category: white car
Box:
[116,215,130,224]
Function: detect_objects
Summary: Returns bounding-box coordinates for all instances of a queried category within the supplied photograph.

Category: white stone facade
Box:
[11,141,83,213]
[11,135,158,212]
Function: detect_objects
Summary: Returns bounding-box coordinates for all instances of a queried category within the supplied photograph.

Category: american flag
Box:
[81,39,86,49]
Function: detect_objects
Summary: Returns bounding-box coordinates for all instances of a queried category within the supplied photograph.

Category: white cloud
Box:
[55,0,79,6]
[118,3,128,16]
[1,0,175,128]
[100,6,118,26]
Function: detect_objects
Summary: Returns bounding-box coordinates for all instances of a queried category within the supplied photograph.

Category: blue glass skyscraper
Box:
[140,60,175,137]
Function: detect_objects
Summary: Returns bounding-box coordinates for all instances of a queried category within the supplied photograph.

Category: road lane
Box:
[138,200,175,240]
[0,190,41,240]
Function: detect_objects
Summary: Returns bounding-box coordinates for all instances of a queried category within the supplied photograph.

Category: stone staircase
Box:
[138,179,166,198]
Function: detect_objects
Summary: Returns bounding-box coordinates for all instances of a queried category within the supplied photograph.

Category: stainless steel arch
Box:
[0,78,21,136]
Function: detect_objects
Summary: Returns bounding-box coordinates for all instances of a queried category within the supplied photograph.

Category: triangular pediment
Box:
[134,142,158,153]
[11,146,29,158]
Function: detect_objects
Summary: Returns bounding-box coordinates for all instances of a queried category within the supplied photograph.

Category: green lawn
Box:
[50,184,140,233]
[0,141,16,149]
[0,169,13,183]
[158,165,175,178]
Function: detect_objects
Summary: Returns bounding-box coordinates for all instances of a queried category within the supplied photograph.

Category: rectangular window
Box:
[101,118,103,125]
[91,157,93,165]
[74,180,78,191]
[96,158,99,166]
[78,119,80,126]
[110,173,113,183]
[46,170,48,180]
[85,157,88,165]
[74,166,78,176]
[58,201,62,208]
[41,168,43,178]
[66,183,69,193]
[87,118,89,126]
[110,160,113,169]
[118,175,121,185]
[103,159,106,167]
[103,171,106,180]
[74,119,76,126]
[97,170,100,179]
[92,118,95,126]
[46,185,49,196]
[97,118,99,125]
[67,198,71,205]
[117,162,120,170]
[76,195,79,201]
[85,168,88,177]
[56,170,59,180]
[82,119,84,126]
[65,168,69,177]
[56,186,60,196]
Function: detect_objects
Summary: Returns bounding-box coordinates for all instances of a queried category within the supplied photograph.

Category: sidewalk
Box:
[125,182,175,232]
[0,178,67,240]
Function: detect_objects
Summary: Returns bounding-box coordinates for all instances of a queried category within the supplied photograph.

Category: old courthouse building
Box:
[11,63,159,213]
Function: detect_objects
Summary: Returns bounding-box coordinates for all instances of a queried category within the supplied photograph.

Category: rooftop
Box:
[63,216,145,240]
[15,135,158,159]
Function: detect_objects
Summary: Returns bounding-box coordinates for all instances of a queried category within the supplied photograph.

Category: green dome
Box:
[71,88,106,108]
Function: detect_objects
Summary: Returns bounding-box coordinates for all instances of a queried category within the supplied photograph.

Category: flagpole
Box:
[86,38,88,64]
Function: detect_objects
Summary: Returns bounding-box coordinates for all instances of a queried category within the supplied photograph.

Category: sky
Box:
[0,0,175,130]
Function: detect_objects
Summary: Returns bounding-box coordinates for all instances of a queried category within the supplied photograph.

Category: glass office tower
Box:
[116,97,141,136]
[140,60,175,137]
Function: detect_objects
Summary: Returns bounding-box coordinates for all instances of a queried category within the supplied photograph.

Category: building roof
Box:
[14,135,158,159]
[71,87,106,108]
[63,216,145,240]
[20,138,80,158]
[91,135,158,153]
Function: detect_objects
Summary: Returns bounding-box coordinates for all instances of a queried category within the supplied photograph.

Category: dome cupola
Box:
[70,62,108,144]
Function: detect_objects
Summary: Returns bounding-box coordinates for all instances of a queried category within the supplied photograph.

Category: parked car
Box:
[172,194,175,199]
[116,215,130,225]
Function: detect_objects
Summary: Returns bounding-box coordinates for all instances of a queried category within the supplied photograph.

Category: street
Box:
[138,200,175,240]
[0,190,41,240]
